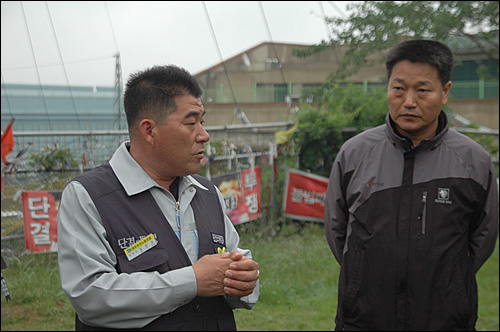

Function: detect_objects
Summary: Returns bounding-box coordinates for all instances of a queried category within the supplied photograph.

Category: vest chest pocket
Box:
[116,247,169,274]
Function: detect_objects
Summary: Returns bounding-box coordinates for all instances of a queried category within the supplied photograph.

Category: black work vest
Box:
[72,163,236,331]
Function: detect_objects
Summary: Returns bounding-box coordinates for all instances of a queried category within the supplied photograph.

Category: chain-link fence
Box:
[1,170,77,259]
[1,137,298,259]
[2,125,498,259]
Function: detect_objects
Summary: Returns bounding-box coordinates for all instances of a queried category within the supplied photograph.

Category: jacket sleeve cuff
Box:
[169,266,197,307]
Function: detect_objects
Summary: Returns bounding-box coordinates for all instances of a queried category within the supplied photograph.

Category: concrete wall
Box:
[204,102,293,126]
[196,43,387,94]
[198,42,498,132]
[448,99,499,129]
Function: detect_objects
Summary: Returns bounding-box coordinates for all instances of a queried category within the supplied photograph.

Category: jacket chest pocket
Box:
[418,191,428,235]
[419,186,477,236]
[116,247,169,273]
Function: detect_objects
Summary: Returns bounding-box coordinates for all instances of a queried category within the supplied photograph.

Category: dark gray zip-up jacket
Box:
[325,111,498,331]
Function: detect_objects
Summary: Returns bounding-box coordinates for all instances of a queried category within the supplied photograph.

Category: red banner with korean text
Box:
[240,167,261,222]
[283,169,328,222]
[22,191,61,253]
[212,167,261,225]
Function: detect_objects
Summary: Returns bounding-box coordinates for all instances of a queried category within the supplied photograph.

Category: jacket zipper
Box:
[174,188,190,241]
[419,191,427,234]
[175,188,199,259]
[165,189,182,240]
[175,201,181,229]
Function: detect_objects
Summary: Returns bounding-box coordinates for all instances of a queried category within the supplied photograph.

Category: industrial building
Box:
[2,39,498,165]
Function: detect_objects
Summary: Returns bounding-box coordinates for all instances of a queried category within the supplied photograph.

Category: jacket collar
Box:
[109,142,208,196]
[385,111,449,152]
[185,175,209,191]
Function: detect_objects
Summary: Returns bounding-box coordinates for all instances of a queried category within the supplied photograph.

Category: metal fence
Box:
[2,124,498,259]
[1,134,298,258]
[5,122,294,169]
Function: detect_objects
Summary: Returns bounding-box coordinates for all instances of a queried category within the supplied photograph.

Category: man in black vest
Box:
[57,65,259,331]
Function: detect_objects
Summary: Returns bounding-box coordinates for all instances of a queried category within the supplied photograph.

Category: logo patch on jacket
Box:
[211,232,226,253]
[211,232,225,245]
[435,188,452,204]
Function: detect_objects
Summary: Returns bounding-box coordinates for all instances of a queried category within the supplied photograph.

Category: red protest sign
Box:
[239,167,261,223]
[283,169,328,222]
[213,167,262,225]
[22,191,60,253]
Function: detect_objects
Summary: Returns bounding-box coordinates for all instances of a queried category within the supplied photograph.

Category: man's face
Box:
[388,60,451,145]
[156,95,210,177]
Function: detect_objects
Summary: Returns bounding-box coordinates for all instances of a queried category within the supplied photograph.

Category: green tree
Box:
[294,84,387,176]
[28,144,78,171]
[294,1,499,82]
[291,1,499,178]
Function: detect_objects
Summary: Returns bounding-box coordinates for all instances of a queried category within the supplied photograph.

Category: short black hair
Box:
[386,40,454,87]
[123,65,202,133]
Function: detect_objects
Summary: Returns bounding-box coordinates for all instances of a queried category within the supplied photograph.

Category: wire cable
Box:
[1,55,116,72]
[327,1,347,19]
[318,1,333,40]
[45,1,84,132]
[104,2,125,139]
[258,1,290,121]
[20,1,55,139]
[258,1,287,85]
[319,1,340,64]
[104,1,120,54]
[201,1,241,126]
[1,72,14,121]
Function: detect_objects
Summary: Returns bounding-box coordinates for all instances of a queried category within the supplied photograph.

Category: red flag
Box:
[1,119,15,164]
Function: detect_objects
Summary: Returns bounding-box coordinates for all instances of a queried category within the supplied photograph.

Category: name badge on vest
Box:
[211,232,226,253]
[124,234,158,261]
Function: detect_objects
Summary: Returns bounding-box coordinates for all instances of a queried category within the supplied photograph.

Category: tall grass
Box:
[234,221,499,331]
[1,221,498,331]
[0,251,74,331]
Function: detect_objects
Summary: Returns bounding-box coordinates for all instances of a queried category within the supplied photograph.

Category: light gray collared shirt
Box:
[57,142,259,329]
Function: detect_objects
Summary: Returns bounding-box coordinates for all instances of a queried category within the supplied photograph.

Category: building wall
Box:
[196,43,387,95]
[204,99,499,131]
[2,42,498,154]
[196,42,498,131]
[1,84,122,131]
[449,99,499,129]
[203,102,293,126]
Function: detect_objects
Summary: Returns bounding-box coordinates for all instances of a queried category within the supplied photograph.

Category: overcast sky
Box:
[1,1,353,87]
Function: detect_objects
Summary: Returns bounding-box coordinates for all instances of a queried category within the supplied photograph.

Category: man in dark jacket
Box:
[324,40,498,331]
